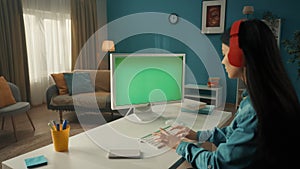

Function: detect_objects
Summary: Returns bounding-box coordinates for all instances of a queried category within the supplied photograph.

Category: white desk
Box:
[2,104,232,169]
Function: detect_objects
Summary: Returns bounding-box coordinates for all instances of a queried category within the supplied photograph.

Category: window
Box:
[23,0,71,105]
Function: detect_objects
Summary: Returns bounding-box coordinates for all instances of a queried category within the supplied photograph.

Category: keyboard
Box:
[139,125,179,149]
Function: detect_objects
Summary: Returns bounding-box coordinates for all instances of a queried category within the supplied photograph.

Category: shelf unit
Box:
[184,84,222,107]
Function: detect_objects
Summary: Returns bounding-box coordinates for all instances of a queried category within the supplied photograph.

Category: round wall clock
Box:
[169,13,179,24]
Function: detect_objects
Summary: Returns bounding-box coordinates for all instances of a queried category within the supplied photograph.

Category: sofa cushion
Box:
[50,94,74,106]
[73,91,110,109]
[50,91,110,109]
[51,73,69,95]
[0,76,16,108]
[63,72,94,96]
[74,70,110,92]
[72,72,94,95]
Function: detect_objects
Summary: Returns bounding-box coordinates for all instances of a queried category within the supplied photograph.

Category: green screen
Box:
[113,54,184,107]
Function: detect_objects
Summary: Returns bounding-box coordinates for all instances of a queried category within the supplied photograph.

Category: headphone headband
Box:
[228,20,244,67]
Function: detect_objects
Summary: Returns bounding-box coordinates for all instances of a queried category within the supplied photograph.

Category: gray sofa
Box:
[46,69,116,123]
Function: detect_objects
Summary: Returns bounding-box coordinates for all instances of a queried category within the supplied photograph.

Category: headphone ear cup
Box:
[228,35,244,67]
[228,20,244,67]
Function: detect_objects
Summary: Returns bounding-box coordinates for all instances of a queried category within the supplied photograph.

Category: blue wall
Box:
[106,0,300,103]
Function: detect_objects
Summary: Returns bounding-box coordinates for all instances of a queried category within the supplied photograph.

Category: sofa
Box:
[46,69,116,123]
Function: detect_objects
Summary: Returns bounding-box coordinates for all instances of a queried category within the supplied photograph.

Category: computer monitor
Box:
[110,53,185,122]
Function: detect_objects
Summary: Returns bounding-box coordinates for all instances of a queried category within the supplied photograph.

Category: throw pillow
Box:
[51,73,69,95]
[63,73,73,95]
[95,70,110,92]
[0,76,16,108]
[72,72,94,95]
[63,72,94,95]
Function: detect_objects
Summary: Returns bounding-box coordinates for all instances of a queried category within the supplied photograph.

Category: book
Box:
[24,155,48,168]
[180,98,207,111]
[181,105,215,115]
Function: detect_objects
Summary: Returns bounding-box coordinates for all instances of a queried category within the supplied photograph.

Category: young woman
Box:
[155,19,300,169]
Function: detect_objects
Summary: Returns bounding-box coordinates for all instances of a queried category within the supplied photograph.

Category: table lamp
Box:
[242,6,254,19]
[102,40,115,52]
[101,40,115,69]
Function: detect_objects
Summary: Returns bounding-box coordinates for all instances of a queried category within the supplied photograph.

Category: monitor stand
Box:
[125,104,163,123]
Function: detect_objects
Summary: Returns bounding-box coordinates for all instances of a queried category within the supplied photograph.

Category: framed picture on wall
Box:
[201,0,226,34]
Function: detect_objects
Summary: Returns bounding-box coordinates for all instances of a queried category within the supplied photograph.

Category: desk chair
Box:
[0,82,35,141]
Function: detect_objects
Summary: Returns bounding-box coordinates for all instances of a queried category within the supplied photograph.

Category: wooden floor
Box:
[0,104,123,148]
[1,104,60,145]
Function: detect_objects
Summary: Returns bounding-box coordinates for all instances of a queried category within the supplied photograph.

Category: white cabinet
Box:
[184,84,222,107]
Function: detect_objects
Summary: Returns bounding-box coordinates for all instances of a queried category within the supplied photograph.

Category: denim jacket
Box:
[176,90,258,169]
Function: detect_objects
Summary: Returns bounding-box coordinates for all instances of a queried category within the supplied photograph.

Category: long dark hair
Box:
[239,19,300,168]
[224,19,300,168]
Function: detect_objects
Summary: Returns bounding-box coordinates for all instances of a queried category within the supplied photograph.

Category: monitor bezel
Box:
[110,53,186,110]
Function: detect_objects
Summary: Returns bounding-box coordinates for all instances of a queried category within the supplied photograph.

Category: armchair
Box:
[0,82,35,141]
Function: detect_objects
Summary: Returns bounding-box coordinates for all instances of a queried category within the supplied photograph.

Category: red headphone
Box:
[228,20,244,67]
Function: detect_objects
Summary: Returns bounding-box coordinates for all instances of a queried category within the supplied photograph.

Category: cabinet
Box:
[184,84,222,107]
[235,79,246,109]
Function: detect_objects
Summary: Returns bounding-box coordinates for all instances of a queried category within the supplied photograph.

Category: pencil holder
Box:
[50,125,70,152]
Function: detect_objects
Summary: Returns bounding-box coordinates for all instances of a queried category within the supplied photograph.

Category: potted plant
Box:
[262,11,299,79]
[262,11,282,47]
[282,30,300,79]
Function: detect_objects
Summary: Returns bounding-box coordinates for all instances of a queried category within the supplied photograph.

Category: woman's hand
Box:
[153,125,197,149]
[153,127,183,149]
[171,125,197,141]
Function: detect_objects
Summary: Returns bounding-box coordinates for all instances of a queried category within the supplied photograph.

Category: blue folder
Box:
[24,155,48,168]
[181,105,215,115]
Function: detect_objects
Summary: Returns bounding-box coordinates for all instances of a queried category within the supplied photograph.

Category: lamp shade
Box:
[102,40,115,52]
[242,6,254,15]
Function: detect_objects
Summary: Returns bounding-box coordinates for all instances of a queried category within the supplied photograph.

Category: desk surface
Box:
[2,104,232,169]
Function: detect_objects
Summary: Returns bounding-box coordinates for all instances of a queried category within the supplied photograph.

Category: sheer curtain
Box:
[22,0,71,105]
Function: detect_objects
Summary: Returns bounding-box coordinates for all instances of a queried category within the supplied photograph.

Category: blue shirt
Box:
[176,91,258,169]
